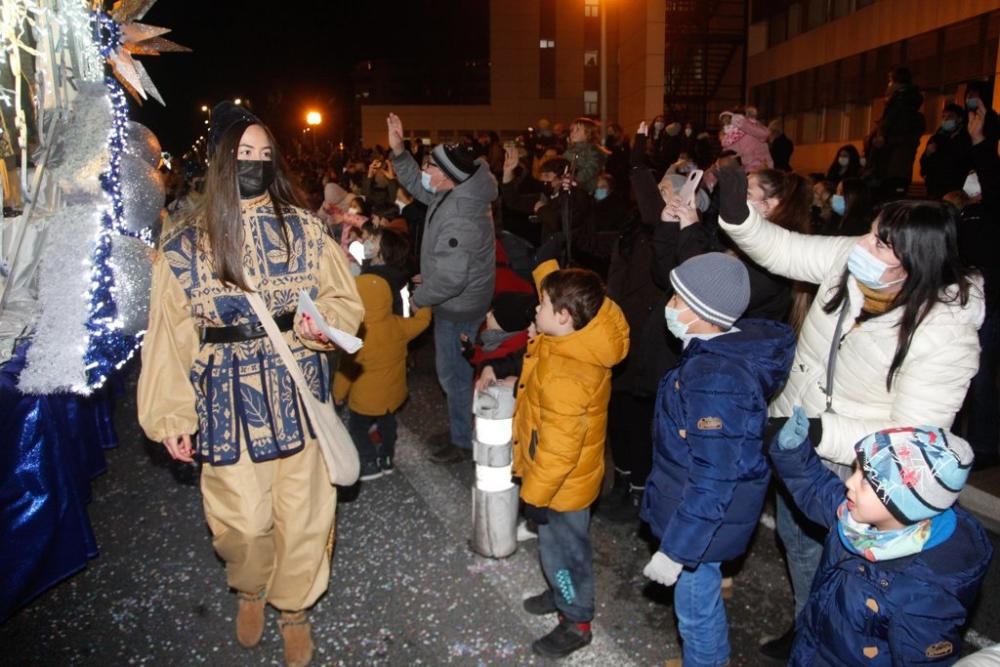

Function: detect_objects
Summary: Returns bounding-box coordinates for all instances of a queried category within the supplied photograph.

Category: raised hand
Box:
[638,121,649,137]
[387,113,404,155]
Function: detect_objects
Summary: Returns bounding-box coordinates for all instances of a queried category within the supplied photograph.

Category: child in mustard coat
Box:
[334,273,431,480]
[512,259,630,658]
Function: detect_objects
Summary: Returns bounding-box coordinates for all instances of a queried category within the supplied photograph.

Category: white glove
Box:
[643,552,683,586]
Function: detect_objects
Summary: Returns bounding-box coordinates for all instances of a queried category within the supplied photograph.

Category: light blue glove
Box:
[643,552,683,586]
[777,405,810,450]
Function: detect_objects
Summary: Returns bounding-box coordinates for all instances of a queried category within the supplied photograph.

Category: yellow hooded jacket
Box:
[333,273,431,415]
[512,260,630,512]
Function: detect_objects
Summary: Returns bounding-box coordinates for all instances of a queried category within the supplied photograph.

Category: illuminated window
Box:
[584,90,598,115]
[585,0,599,17]
[540,39,555,48]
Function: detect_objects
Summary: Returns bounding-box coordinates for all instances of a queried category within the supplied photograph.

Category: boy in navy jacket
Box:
[772,412,991,666]
[640,253,796,666]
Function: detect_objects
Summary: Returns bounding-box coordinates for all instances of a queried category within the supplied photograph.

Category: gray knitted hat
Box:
[669,253,750,329]
[431,143,479,183]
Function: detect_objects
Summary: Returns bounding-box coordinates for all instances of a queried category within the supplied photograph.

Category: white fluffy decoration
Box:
[18,203,105,395]
[49,82,112,196]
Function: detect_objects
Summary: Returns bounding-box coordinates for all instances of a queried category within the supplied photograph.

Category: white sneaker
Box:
[516,519,538,542]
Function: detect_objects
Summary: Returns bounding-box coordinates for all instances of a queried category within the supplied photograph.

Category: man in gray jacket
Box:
[387,113,497,463]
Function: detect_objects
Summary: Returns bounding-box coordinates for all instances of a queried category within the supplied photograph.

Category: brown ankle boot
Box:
[235,590,266,648]
[278,611,313,667]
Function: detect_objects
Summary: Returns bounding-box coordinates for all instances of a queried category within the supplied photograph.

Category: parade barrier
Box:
[470,385,519,558]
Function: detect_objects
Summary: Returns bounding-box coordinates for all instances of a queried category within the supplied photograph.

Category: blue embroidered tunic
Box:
[137,194,363,465]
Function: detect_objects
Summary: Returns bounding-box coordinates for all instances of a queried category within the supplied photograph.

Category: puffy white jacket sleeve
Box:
[718,207,859,286]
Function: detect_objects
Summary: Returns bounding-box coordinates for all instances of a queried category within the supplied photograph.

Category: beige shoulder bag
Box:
[245,291,360,486]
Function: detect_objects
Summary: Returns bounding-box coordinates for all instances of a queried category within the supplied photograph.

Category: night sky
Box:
[131,0,489,153]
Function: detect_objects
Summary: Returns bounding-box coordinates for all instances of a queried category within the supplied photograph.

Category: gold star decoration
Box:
[102,0,191,106]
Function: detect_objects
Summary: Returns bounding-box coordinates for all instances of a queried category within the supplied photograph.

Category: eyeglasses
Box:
[422,161,440,172]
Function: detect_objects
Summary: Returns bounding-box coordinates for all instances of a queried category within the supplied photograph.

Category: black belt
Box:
[201,312,296,344]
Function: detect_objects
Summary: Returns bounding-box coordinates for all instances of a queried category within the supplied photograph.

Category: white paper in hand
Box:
[296,290,363,353]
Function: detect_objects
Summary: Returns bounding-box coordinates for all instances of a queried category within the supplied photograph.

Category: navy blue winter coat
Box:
[771,438,992,667]
[640,319,795,566]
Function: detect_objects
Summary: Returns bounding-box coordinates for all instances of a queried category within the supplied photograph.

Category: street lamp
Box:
[234,98,242,106]
[306,111,322,127]
[200,104,208,112]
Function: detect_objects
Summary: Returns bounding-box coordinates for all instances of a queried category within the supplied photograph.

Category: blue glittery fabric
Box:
[0,340,119,621]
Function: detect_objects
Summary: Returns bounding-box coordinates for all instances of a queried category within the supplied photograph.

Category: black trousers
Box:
[607,391,655,487]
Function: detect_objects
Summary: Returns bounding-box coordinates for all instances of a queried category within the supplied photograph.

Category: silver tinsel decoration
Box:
[18,203,105,395]
[123,121,162,167]
[120,155,166,234]
[109,235,154,337]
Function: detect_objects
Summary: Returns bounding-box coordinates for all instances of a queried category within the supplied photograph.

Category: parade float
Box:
[0,0,186,620]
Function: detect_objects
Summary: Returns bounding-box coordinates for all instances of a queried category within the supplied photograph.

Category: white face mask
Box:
[838,156,850,168]
[421,171,437,193]
[963,172,982,199]
[859,157,867,168]
[847,243,905,290]
[664,305,693,343]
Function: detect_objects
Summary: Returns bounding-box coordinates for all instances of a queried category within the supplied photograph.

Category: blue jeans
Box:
[433,315,483,450]
[674,562,730,667]
[537,508,594,623]
[776,484,830,616]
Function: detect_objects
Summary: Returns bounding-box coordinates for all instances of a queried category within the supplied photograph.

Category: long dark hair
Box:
[752,168,812,233]
[838,177,873,236]
[201,120,304,291]
[822,200,976,391]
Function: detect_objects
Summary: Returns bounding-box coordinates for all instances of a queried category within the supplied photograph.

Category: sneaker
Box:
[429,444,470,465]
[759,625,795,661]
[516,519,538,542]
[523,590,557,615]
[531,617,592,658]
[359,459,383,481]
[379,455,394,475]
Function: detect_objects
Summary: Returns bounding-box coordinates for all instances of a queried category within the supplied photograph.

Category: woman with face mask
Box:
[715,164,984,661]
[137,102,364,667]
[824,144,863,185]
[919,103,972,200]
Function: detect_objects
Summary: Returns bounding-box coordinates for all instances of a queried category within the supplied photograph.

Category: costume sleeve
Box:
[718,205,858,285]
[768,435,845,530]
[302,236,365,352]
[657,364,753,566]
[519,375,589,508]
[732,114,770,141]
[137,256,200,443]
[390,150,434,206]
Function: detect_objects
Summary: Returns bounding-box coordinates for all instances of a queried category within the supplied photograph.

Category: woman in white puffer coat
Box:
[714,164,984,659]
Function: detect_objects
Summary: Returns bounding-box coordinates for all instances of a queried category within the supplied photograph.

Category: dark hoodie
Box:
[641,319,796,566]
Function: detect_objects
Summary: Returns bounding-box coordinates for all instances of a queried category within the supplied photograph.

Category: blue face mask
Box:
[941,119,957,133]
[831,194,846,216]
[847,243,905,290]
[664,305,692,343]
[421,171,437,194]
[594,187,609,201]
[967,97,980,110]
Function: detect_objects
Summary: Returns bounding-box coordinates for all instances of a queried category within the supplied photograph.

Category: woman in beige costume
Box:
[137,102,362,667]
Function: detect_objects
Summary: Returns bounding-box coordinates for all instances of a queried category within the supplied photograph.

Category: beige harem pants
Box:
[200,438,336,611]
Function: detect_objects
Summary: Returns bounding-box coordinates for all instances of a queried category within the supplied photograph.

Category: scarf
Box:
[855,279,898,315]
[836,501,956,562]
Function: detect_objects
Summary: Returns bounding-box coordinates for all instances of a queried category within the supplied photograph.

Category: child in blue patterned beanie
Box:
[770,409,993,666]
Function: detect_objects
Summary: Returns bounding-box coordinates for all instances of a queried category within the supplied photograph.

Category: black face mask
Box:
[237,159,275,198]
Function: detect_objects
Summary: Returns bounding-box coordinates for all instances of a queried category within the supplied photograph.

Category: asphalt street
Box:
[2,337,999,665]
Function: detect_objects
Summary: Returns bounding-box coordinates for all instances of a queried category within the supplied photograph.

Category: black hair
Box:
[822,200,976,391]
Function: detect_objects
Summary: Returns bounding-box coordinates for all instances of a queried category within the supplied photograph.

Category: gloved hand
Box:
[643,551,683,587]
[523,502,549,525]
[777,406,810,450]
[717,164,750,224]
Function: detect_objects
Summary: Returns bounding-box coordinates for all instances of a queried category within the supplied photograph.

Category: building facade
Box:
[748,0,1000,177]
[359,0,669,148]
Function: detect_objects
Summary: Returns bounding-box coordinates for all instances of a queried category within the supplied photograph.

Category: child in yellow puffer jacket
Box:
[512,259,630,658]
[334,273,431,481]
